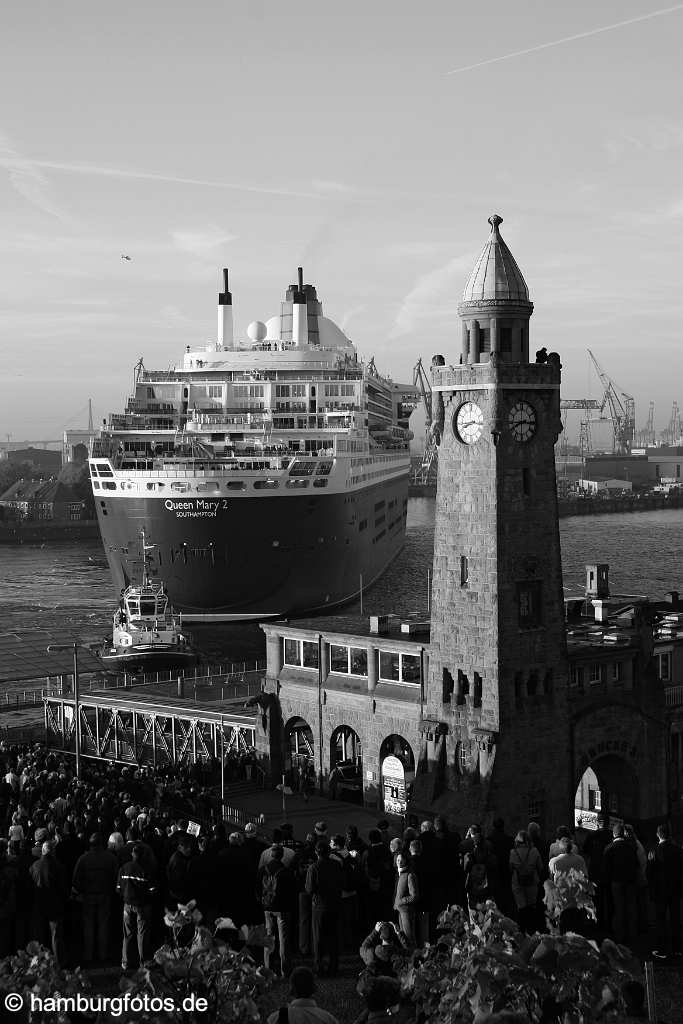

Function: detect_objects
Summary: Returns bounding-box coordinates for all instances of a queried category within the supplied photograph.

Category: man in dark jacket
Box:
[602,824,639,944]
[30,839,67,965]
[648,823,683,958]
[363,830,394,927]
[256,845,296,977]
[306,841,343,976]
[117,844,156,970]
[166,834,194,909]
[72,832,120,964]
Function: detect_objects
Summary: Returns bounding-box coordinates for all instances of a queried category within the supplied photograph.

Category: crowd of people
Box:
[1,740,682,982]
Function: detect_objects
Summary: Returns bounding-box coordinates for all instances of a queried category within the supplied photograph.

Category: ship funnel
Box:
[293,266,308,346]
[217,267,233,350]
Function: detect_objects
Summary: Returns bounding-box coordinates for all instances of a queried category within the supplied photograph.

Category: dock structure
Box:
[44,677,261,768]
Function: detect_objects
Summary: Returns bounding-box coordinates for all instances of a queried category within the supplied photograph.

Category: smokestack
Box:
[292,266,308,346]
[217,268,233,349]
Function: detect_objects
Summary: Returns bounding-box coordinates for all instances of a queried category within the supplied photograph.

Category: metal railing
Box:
[665,684,683,706]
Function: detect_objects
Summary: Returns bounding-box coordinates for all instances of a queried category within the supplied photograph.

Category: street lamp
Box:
[47,642,81,779]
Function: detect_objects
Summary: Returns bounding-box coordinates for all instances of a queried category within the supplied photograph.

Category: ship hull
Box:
[98,646,198,670]
[94,477,408,618]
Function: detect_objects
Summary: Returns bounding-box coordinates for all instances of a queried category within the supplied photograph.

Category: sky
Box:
[1,0,682,444]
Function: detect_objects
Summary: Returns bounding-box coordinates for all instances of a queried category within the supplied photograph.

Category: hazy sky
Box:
[2,0,682,443]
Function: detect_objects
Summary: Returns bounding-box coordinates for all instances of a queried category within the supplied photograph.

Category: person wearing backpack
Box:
[256,844,296,977]
[509,830,543,933]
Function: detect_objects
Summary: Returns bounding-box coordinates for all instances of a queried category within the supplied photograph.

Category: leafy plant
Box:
[396,903,640,1024]
[120,901,276,1023]
[0,941,92,1023]
[543,870,597,933]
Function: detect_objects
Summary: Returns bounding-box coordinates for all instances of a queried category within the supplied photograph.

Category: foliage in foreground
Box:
[395,903,640,1024]
[120,901,276,1023]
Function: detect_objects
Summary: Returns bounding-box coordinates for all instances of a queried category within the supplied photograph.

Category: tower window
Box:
[522,468,531,496]
[499,327,512,353]
[460,555,469,586]
[514,672,523,702]
[473,672,482,707]
[518,581,542,629]
[442,667,454,703]
[479,328,490,353]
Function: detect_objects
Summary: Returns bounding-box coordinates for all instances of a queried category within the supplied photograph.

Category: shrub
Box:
[396,902,640,1023]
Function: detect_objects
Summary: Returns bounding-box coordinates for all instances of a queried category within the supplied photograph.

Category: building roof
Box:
[262,612,431,645]
[0,478,55,503]
[462,214,530,303]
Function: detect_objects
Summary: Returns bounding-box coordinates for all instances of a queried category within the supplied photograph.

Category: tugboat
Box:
[98,531,197,670]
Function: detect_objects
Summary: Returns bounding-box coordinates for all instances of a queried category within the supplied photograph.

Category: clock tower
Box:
[423,214,572,831]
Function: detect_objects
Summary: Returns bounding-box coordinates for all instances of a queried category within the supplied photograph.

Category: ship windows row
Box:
[93,477,330,494]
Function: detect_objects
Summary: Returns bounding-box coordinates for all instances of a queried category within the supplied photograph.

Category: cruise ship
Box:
[89,269,413,620]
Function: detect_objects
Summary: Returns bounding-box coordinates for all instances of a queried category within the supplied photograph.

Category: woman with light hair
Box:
[509,830,543,934]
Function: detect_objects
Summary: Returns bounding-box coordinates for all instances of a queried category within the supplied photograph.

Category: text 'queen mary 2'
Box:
[90,269,413,620]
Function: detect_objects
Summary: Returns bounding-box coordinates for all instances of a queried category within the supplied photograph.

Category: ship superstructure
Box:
[90,269,412,619]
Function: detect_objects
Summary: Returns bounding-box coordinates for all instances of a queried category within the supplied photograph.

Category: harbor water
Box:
[1,500,683,665]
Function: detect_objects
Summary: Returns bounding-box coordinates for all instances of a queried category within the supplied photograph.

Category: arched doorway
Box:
[329,726,362,802]
[574,754,639,829]
[380,735,416,816]
[284,716,315,792]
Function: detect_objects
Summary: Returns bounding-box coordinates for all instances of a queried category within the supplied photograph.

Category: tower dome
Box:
[458,214,533,365]
[462,214,529,303]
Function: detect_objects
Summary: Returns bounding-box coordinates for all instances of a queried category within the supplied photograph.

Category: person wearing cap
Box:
[72,832,120,964]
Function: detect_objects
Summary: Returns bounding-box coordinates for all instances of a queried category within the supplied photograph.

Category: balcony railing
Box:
[665,684,683,706]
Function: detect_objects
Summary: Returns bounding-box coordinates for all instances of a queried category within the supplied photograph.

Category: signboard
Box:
[382,755,407,815]
[187,821,201,837]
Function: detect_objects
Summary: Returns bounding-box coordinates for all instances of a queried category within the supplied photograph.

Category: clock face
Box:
[455,401,484,445]
[509,401,537,442]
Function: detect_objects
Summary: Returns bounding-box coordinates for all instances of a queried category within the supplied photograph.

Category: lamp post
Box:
[47,642,81,779]
[220,713,225,815]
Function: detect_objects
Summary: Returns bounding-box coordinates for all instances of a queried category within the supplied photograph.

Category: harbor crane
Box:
[587,349,635,454]
[635,401,655,447]
[412,357,437,484]
[662,401,682,446]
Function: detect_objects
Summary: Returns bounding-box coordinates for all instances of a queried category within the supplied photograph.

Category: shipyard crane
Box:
[664,401,682,446]
[587,349,635,454]
[635,401,655,447]
[412,357,437,484]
